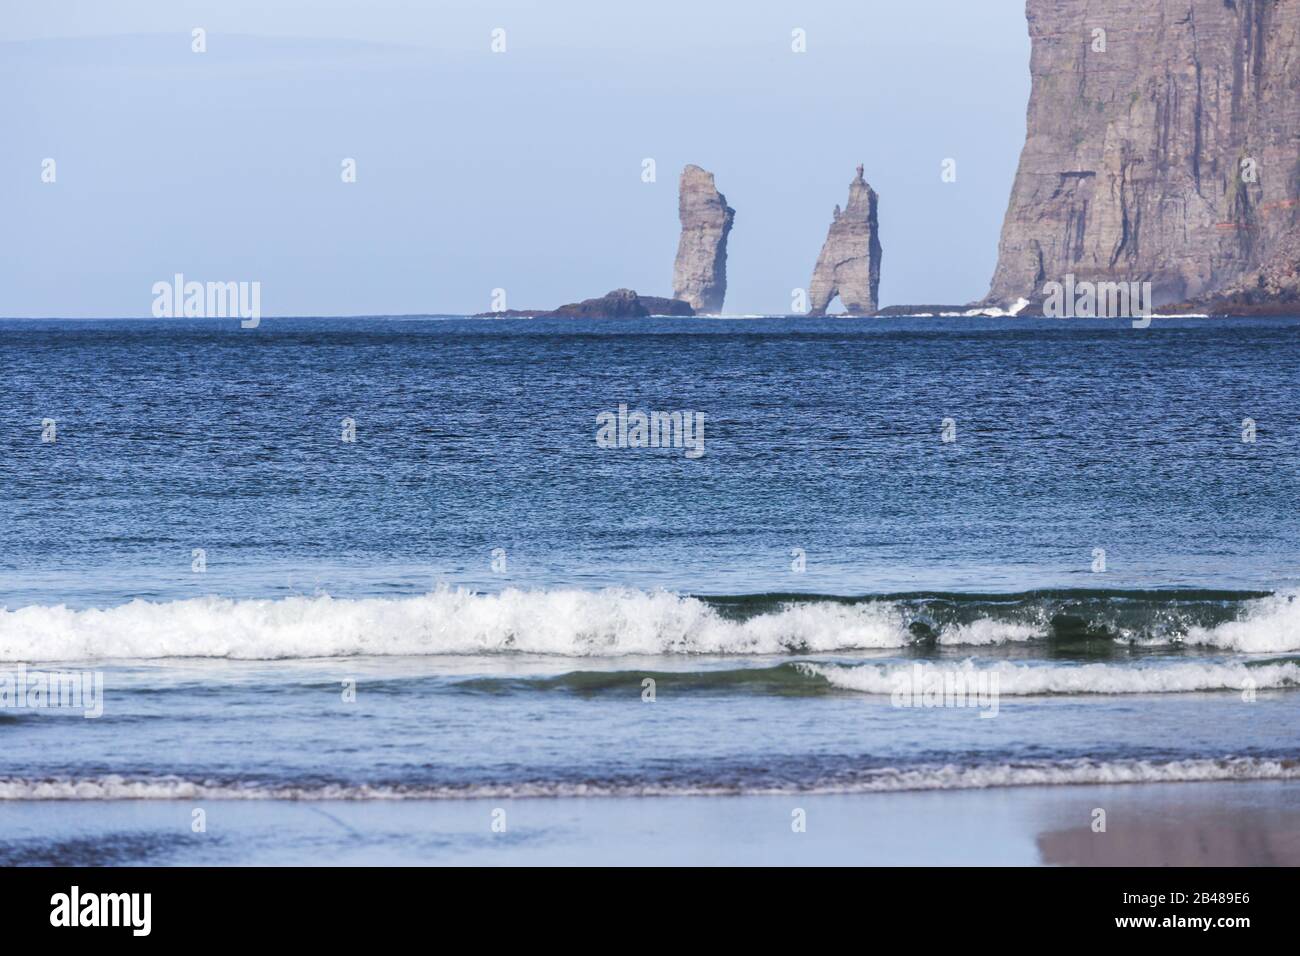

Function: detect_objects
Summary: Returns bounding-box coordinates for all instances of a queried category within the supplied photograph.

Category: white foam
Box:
[1,757,1294,799]
[0,588,923,661]
[2,587,1295,662]
[1185,590,1300,652]
[940,297,1032,318]
[937,618,1041,646]
[803,659,1300,695]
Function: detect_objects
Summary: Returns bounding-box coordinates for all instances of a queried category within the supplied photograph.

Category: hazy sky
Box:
[1,1,1030,316]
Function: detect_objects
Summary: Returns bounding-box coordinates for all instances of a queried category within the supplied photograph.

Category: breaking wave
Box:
[1,757,1295,799]
[0,586,1296,662]
[800,658,1300,696]
[458,657,1300,697]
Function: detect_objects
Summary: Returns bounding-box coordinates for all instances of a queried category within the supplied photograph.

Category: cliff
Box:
[809,165,883,315]
[672,165,734,313]
[986,0,1300,308]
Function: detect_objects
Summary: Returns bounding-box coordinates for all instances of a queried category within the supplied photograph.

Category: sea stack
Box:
[984,0,1300,310]
[809,165,882,316]
[672,165,734,313]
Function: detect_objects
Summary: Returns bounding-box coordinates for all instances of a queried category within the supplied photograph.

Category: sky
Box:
[0,1,1031,317]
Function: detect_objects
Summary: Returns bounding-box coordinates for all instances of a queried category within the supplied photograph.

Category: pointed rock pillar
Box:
[809,165,882,316]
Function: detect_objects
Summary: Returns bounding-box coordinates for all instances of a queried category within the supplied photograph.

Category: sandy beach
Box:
[1,780,1296,866]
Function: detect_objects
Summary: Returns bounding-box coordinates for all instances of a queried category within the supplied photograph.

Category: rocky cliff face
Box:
[672,165,734,313]
[1170,227,1300,312]
[986,0,1300,308]
[809,166,882,315]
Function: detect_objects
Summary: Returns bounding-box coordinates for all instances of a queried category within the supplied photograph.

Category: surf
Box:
[0,586,1295,662]
[3,756,1296,800]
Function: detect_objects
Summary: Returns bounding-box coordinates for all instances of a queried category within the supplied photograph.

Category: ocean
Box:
[1,315,1298,864]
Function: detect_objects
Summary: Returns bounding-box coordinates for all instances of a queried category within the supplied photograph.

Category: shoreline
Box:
[2,780,1298,865]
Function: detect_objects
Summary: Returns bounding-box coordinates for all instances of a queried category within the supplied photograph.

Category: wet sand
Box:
[1,779,1298,865]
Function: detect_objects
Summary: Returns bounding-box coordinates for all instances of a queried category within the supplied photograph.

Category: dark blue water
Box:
[3,316,1299,605]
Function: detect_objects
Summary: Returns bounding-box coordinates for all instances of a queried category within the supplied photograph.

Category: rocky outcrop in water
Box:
[985,0,1300,309]
[808,166,882,316]
[672,165,734,313]
[475,289,694,318]
[633,294,697,317]
[550,289,693,318]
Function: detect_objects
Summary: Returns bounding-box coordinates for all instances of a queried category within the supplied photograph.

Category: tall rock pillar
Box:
[809,165,882,316]
[672,165,734,313]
